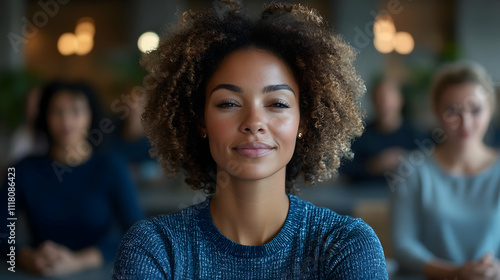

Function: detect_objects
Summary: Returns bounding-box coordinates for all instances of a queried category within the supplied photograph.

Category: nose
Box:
[460,112,473,130]
[240,106,266,134]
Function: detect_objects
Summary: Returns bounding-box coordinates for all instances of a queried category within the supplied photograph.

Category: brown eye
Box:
[216,100,240,109]
[269,100,290,109]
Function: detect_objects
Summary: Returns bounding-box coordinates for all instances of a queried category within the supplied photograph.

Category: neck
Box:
[375,114,402,133]
[209,167,289,246]
[50,140,92,166]
[122,112,144,141]
[436,140,495,174]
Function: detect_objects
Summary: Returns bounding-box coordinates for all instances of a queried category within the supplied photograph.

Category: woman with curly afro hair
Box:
[114,1,388,279]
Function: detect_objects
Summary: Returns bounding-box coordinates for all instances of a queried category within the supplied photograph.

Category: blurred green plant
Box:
[0,70,41,131]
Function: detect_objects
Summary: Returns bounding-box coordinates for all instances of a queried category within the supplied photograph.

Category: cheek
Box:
[204,110,236,162]
[47,114,62,132]
[77,113,92,132]
[274,117,299,139]
[474,111,492,130]
[205,111,236,147]
[271,113,300,151]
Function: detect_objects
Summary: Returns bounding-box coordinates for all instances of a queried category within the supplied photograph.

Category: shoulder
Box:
[13,155,50,169]
[357,122,377,139]
[294,197,388,278]
[114,200,207,278]
[119,217,171,250]
[9,155,53,180]
[386,153,438,192]
[91,152,128,168]
[86,152,132,178]
[121,198,207,247]
[114,218,172,279]
[300,197,381,247]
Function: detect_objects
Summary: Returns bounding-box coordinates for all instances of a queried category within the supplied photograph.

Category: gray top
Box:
[391,153,500,273]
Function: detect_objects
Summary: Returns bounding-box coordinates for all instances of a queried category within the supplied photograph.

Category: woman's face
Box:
[47,91,92,147]
[204,47,301,181]
[436,83,492,147]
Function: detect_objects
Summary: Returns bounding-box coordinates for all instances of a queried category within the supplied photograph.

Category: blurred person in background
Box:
[391,62,500,279]
[109,88,162,183]
[7,86,48,164]
[341,78,424,186]
[0,81,145,277]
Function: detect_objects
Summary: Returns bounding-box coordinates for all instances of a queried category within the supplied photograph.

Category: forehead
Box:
[439,83,488,106]
[50,91,88,107]
[206,47,298,91]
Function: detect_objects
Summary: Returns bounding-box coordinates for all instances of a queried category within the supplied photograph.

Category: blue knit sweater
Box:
[113,193,388,279]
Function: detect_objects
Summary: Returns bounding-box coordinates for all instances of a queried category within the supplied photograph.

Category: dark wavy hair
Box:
[36,81,103,148]
[141,1,366,194]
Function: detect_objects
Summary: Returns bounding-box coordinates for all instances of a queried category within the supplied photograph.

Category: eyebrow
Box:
[210,83,295,95]
[263,84,295,95]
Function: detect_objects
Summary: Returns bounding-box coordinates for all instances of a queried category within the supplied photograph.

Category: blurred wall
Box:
[457,0,500,83]
[0,0,25,71]
[330,0,383,118]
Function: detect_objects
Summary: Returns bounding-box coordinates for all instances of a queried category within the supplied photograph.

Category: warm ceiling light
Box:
[75,33,94,55]
[75,21,95,37]
[374,17,396,39]
[57,32,77,55]
[373,36,394,54]
[138,32,159,53]
[394,31,414,54]
[373,15,414,55]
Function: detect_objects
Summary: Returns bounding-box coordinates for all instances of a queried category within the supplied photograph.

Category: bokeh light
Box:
[75,33,94,56]
[75,17,95,37]
[57,33,78,56]
[373,15,414,55]
[373,16,396,41]
[373,36,394,54]
[394,31,415,54]
[138,32,159,53]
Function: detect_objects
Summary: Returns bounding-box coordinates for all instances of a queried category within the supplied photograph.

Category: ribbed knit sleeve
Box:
[113,219,172,279]
[325,219,388,279]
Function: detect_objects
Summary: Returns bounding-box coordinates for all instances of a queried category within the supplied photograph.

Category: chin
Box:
[220,160,286,180]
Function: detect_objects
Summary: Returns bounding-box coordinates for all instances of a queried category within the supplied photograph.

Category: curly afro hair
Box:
[141,1,365,195]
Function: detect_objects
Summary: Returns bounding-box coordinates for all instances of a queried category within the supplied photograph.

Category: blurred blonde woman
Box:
[391,62,500,279]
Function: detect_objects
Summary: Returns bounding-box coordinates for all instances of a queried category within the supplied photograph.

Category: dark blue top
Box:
[113,194,388,279]
[341,120,425,184]
[0,152,145,261]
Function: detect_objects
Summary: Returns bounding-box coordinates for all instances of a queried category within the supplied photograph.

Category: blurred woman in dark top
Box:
[0,81,144,277]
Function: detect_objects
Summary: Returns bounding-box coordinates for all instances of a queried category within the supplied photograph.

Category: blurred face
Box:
[436,83,492,147]
[204,48,301,181]
[47,91,91,147]
[373,81,402,116]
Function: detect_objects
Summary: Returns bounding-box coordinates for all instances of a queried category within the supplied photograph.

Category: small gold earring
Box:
[298,132,303,139]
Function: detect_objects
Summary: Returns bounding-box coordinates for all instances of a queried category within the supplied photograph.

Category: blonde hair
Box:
[430,61,495,112]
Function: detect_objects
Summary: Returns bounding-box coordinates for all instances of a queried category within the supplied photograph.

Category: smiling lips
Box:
[233,142,274,158]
